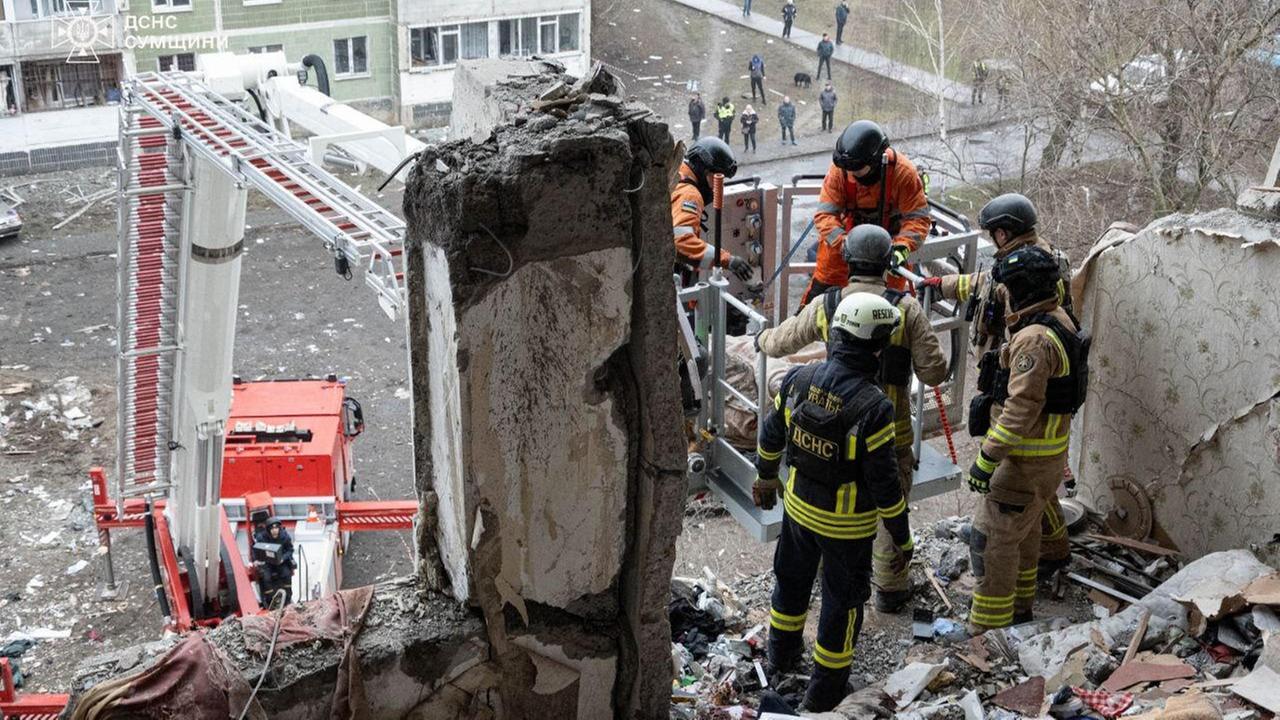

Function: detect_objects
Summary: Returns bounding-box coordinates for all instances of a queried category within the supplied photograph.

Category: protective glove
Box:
[890,537,915,576]
[968,450,997,494]
[890,244,911,269]
[753,475,780,510]
[728,255,754,282]
[916,276,942,293]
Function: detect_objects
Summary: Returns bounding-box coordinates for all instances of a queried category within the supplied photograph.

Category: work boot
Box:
[874,587,913,613]
[802,666,851,712]
[766,631,804,681]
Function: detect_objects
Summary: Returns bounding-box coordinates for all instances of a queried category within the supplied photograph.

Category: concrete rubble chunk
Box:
[406,58,686,718]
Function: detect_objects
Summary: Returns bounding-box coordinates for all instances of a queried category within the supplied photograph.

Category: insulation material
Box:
[1071,208,1280,558]
[722,336,825,448]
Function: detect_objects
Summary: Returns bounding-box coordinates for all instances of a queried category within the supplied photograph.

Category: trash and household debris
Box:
[6,376,99,441]
[670,504,1280,720]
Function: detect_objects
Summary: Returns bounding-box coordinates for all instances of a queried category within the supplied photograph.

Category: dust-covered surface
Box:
[0,164,416,693]
[403,61,689,717]
[67,580,485,717]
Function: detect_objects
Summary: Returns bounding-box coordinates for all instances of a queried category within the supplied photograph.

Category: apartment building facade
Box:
[1,0,592,128]
[124,0,396,120]
[0,0,127,116]
[396,0,591,127]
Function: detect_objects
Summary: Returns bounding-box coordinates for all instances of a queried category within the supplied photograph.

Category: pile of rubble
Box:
[0,375,101,446]
[669,513,1280,719]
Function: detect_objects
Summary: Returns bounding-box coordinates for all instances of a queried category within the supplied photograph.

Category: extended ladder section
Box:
[126,71,406,318]
[113,71,408,507]
[115,109,185,501]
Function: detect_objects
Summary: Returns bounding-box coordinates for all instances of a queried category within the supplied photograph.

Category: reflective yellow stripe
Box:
[975,453,997,474]
[899,535,915,551]
[784,406,792,427]
[816,306,829,342]
[774,392,783,410]
[970,609,1015,626]
[836,483,854,515]
[1045,329,1070,376]
[784,499,879,539]
[865,423,894,451]
[846,434,858,460]
[1008,435,1069,457]
[972,593,1015,608]
[956,275,971,301]
[844,608,857,655]
[879,497,906,519]
[757,445,783,461]
[770,607,807,632]
[784,475,876,524]
[814,641,853,669]
[987,423,1022,445]
[1017,567,1038,578]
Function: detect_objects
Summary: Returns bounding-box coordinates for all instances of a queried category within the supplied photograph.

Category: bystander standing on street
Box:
[740,104,759,153]
[819,83,838,132]
[688,92,706,140]
[782,0,797,38]
[778,96,797,145]
[816,34,835,80]
[835,1,850,44]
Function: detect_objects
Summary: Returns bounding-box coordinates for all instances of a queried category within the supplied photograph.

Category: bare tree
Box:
[984,0,1280,215]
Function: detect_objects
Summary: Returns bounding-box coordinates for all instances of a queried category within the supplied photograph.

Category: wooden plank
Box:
[1085,533,1181,557]
[1123,609,1151,666]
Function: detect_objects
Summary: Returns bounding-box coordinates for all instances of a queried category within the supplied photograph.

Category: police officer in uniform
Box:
[756,225,947,613]
[753,292,914,712]
[917,193,1073,573]
[952,246,1088,632]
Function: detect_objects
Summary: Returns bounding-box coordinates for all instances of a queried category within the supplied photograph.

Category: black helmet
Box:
[833,120,889,172]
[993,246,1060,310]
[685,137,738,181]
[978,193,1037,238]
[265,516,283,529]
[841,224,893,275]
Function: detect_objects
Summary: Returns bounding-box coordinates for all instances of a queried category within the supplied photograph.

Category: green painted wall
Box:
[125,0,394,104]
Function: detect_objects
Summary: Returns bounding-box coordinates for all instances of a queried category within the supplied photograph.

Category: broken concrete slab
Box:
[68,581,487,720]
[1020,551,1271,681]
[1231,666,1280,714]
[405,59,686,718]
[884,661,947,709]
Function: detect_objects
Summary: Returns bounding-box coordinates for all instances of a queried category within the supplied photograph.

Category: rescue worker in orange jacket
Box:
[672,137,755,286]
[947,246,1087,633]
[804,120,931,306]
[917,193,1073,569]
[756,224,947,613]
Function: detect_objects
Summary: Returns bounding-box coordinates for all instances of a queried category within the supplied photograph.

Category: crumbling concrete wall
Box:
[1071,208,1280,560]
[450,58,570,143]
[405,60,687,719]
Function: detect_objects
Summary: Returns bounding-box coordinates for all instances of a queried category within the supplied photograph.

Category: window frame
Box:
[246,44,284,54]
[332,35,369,79]
[151,0,192,14]
[409,21,489,71]
[498,12,581,57]
[156,53,195,72]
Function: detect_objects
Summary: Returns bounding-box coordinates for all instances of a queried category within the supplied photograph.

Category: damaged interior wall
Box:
[404,59,687,719]
[1070,208,1280,559]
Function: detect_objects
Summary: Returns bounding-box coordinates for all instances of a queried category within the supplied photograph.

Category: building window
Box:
[152,0,192,12]
[157,53,196,72]
[499,13,580,56]
[247,44,284,54]
[410,22,487,69]
[333,36,368,77]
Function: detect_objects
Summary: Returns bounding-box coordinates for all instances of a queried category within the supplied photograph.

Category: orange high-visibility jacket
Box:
[812,148,930,287]
[672,162,730,270]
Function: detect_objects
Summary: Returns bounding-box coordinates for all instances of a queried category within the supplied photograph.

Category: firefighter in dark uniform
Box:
[253,516,296,606]
[753,292,914,712]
